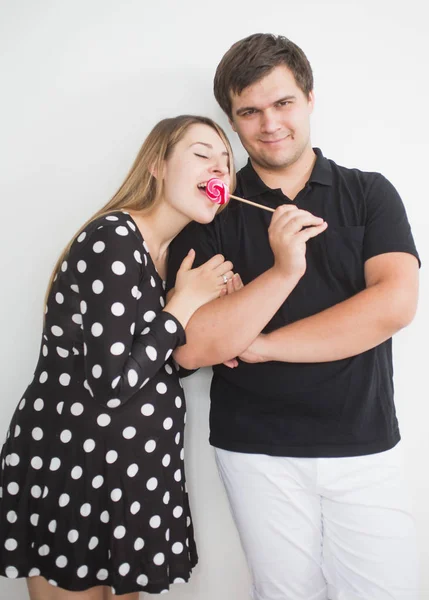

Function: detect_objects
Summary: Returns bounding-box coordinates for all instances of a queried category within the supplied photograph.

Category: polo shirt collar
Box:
[239,148,332,198]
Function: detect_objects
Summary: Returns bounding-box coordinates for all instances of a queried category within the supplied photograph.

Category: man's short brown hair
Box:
[214,33,314,119]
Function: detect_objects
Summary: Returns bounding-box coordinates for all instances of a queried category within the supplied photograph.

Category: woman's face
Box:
[162,123,231,224]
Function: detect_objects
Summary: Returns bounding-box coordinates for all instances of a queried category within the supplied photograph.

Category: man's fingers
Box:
[296,221,328,242]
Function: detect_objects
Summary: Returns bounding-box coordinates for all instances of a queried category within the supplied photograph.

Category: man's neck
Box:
[251,146,316,201]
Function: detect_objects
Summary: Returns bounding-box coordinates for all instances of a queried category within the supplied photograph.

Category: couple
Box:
[0,33,420,600]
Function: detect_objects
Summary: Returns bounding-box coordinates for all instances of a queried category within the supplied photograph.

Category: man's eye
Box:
[278,101,290,107]
[194,153,209,159]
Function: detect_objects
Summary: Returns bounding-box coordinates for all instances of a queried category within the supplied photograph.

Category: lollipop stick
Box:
[229,194,274,213]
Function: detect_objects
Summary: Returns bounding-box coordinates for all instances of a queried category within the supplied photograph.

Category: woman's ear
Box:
[149,160,166,180]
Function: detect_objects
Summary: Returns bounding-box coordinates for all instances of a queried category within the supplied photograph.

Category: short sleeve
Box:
[166,220,220,293]
[363,174,420,265]
[71,223,186,408]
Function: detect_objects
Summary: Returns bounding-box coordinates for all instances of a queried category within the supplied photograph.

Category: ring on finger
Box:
[222,274,228,284]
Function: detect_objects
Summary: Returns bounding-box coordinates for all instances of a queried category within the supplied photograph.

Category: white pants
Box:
[215,444,419,600]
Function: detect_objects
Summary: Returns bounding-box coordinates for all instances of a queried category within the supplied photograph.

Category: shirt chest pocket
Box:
[321,226,366,293]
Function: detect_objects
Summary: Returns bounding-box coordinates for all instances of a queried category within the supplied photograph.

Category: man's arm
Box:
[240,252,419,364]
[172,205,327,370]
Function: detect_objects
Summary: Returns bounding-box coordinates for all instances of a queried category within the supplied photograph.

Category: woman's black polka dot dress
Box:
[0,212,198,595]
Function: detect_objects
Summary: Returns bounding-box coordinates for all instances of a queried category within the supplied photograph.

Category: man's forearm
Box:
[261,280,418,363]
[174,267,301,369]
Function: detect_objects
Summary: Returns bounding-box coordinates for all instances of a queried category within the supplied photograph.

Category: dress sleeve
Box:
[71,223,186,408]
[363,174,420,265]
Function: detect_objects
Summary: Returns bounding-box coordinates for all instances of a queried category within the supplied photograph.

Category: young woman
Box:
[0,115,235,599]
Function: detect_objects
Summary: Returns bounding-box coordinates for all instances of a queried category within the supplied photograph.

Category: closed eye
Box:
[194,153,209,159]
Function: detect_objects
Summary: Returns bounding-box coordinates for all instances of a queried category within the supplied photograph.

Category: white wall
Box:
[0,0,428,598]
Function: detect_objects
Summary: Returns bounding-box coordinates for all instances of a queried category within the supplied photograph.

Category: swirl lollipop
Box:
[205,178,274,212]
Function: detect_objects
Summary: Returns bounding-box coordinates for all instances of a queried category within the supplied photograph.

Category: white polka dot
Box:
[50,457,61,471]
[115,226,128,236]
[28,568,40,577]
[134,250,142,263]
[39,371,48,383]
[56,401,64,415]
[97,414,111,427]
[127,369,138,387]
[59,373,71,386]
[88,536,98,550]
[111,302,125,316]
[106,450,118,464]
[55,292,64,304]
[110,342,125,355]
[31,457,43,470]
[172,542,184,554]
[160,296,165,307]
[150,276,156,287]
[174,469,182,481]
[93,241,105,253]
[134,537,145,551]
[59,494,70,507]
[141,403,155,416]
[127,463,139,477]
[92,475,104,489]
[140,377,150,389]
[60,260,68,273]
[38,544,50,556]
[30,514,39,526]
[114,526,126,539]
[105,215,119,221]
[146,477,158,491]
[42,344,48,356]
[162,454,171,467]
[55,555,68,568]
[60,430,72,443]
[6,511,17,523]
[146,346,157,361]
[107,398,121,408]
[156,382,167,394]
[165,364,173,375]
[71,466,83,479]
[77,260,87,273]
[163,417,173,430]
[72,313,83,325]
[68,529,79,543]
[77,231,86,242]
[70,284,79,293]
[9,453,20,467]
[56,346,69,358]
[5,538,18,551]
[5,566,18,578]
[130,322,135,335]
[173,506,183,518]
[14,425,21,437]
[173,577,185,583]
[48,520,57,533]
[96,568,108,580]
[83,439,95,452]
[141,327,150,335]
[127,220,136,231]
[92,364,102,379]
[123,426,136,439]
[91,322,103,336]
[137,574,148,586]
[175,396,182,408]
[77,565,88,578]
[130,501,141,515]
[175,432,181,444]
[71,402,84,416]
[165,348,173,360]
[110,488,122,502]
[31,485,42,498]
[131,285,140,299]
[143,311,156,322]
[112,261,126,275]
[80,300,87,314]
[80,503,91,517]
[145,440,156,453]
[100,510,109,523]
[32,427,43,441]
[153,553,165,566]
[165,319,177,333]
[119,563,130,576]
[32,398,44,413]
[18,398,26,410]
[92,280,104,294]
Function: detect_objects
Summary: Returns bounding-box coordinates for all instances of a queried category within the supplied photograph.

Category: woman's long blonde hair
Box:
[45,115,235,306]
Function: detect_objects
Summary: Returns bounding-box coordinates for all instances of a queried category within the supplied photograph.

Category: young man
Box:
[166,34,420,600]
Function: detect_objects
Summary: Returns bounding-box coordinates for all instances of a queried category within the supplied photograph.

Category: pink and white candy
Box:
[205,178,230,206]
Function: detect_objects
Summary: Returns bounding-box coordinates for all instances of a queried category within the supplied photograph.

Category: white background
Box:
[0,0,428,598]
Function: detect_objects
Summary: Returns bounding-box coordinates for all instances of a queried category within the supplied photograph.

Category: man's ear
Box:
[308,90,315,114]
[229,117,237,133]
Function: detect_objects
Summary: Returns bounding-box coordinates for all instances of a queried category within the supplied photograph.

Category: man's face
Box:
[229,65,314,171]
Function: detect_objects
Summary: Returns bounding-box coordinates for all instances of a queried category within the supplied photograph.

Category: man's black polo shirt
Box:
[166,149,420,458]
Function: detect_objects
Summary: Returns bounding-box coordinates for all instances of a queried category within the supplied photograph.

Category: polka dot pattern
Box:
[0,212,195,594]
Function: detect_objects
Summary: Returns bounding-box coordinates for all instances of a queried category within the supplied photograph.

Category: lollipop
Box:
[205,178,274,213]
